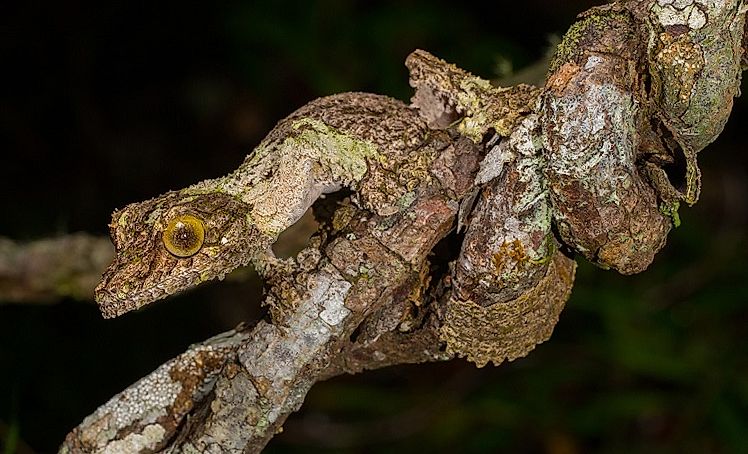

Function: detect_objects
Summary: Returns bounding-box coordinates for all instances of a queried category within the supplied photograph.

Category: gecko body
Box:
[95,92,431,318]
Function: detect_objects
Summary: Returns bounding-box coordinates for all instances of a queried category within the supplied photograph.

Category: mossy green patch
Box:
[659,201,682,228]
[550,11,631,72]
[290,118,381,184]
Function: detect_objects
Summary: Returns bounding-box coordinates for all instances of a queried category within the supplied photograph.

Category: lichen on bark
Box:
[59,1,747,452]
[646,0,747,204]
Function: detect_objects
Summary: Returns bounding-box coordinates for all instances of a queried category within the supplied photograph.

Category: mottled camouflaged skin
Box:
[96,93,436,317]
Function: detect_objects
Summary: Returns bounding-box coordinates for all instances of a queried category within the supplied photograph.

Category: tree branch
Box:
[0,234,112,304]
[60,1,747,452]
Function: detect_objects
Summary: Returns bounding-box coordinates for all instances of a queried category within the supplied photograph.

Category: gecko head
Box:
[95,191,265,318]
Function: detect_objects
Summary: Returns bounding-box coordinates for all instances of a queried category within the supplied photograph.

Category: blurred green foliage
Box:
[1,1,746,453]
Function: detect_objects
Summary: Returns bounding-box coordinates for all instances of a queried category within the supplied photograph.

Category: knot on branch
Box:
[540,1,745,273]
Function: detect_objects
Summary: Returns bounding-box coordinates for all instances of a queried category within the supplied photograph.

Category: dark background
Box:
[2,1,747,452]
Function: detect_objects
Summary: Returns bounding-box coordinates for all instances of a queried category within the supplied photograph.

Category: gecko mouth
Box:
[95,271,202,318]
[95,234,267,319]
[95,288,163,319]
[95,191,269,318]
[94,257,246,319]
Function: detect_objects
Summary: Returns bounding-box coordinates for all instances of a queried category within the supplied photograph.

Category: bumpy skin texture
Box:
[95,93,433,318]
[70,1,747,449]
[96,50,573,371]
[96,193,262,318]
[442,252,576,367]
[408,53,574,365]
[406,49,540,140]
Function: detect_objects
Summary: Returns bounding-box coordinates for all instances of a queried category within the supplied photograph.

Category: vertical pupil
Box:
[163,214,204,258]
[173,222,196,248]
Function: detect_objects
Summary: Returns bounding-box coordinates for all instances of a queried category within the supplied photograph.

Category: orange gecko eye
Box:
[163,214,205,258]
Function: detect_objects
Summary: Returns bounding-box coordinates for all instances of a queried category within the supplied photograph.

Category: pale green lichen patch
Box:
[659,200,682,228]
[358,140,437,217]
[456,79,536,141]
[406,49,539,143]
[455,77,506,140]
[397,191,417,210]
[290,118,380,185]
[116,211,129,228]
[228,116,381,236]
[549,11,631,72]
[245,141,273,167]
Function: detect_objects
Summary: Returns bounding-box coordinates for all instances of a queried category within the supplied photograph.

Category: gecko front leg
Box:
[95,92,431,318]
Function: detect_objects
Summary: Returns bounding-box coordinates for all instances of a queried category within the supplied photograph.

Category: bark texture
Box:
[60,1,746,452]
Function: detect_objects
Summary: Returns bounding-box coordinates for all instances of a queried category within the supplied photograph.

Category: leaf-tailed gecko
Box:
[94,92,434,318]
